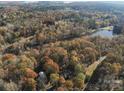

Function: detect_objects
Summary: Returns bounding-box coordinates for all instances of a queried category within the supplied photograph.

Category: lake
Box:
[91,26,114,38]
[91,30,113,38]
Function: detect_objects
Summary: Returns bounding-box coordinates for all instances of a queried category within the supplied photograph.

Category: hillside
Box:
[0,1,124,91]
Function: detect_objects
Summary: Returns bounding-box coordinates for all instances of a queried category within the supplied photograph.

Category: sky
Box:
[0,0,124,1]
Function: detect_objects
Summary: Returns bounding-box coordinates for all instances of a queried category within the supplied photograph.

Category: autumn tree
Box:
[64,80,73,91]
[43,57,59,74]
[22,78,37,91]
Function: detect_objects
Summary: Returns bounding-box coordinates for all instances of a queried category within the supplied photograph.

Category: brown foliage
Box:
[23,68,38,78]
[43,57,59,73]
[58,76,66,84]
[56,87,65,91]
[23,78,37,91]
[64,80,73,90]
[2,53,17,62]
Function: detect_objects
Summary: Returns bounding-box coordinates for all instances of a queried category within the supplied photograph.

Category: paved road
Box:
[83,56,107,90]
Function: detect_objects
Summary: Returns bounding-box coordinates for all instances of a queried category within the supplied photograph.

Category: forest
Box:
[0,1,124,91]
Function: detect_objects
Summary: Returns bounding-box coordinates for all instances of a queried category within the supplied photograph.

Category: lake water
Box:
[91,30,113,38]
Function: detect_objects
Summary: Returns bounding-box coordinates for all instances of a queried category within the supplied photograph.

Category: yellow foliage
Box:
[50,73,59,83]
[71,56,79,63]
[64,80,73,90]
[112,63,122,75]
